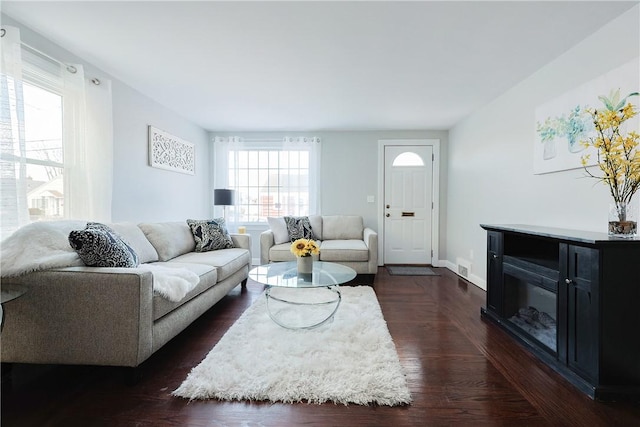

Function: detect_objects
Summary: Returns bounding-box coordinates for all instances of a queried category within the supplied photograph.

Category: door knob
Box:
[386,213,390,217]
[386,204,390,209]
[565,279,573,285]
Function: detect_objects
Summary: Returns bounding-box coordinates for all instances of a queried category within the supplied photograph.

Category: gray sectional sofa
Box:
[260,215,378,283]
[0,220,251,370]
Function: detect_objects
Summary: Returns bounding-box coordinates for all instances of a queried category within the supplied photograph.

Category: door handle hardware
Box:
[565,279,573,285]
[386,213,390,217]
[401,212,415,217]
[386,204,390,209]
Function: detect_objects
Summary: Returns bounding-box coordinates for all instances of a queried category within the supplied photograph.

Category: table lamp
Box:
[214,189,235,221]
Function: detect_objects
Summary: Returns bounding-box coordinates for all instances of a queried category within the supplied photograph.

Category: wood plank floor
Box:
[2,267,640,426]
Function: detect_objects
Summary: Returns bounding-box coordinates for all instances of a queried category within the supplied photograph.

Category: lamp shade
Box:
[213,189,235,206]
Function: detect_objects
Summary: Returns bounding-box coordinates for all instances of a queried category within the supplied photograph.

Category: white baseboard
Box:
[442,260,486,291]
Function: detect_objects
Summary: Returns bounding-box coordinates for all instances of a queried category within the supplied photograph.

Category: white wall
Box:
[446,6,640,289]
[3,14,211,224]
[111,84,210,222]
[211,130,449,261]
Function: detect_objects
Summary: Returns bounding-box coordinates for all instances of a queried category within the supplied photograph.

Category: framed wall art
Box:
[148,126,195,175]
[534,59,639,175]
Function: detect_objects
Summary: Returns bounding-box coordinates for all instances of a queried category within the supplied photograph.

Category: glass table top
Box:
[249,261,357,288]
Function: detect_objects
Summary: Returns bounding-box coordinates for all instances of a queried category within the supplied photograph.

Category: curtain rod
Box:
[215,137,320,143]
[21,41,65,67]
[1,27,100,83]
[1,27,66,66]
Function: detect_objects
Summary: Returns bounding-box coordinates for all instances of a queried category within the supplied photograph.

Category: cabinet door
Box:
[486,231,504,316]
[565,244,599,381]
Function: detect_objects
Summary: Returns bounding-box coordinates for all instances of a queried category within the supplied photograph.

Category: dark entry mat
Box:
[386,266,440,276]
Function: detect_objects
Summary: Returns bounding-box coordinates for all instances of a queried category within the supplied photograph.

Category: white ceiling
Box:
[2,1,637,131]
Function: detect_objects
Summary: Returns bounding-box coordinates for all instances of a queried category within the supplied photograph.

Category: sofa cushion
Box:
[267,217,289,245]
[319,240,369,262]
[269,243,297,262]
[69,224,139,268]
[186,218,234,252]
[109,222,159,263]
[150,262,217,320]
[284,216,318,241]
[139,222,196,261]
[309,215,323,240]
[170,248,251,282]
[322,215,364,240]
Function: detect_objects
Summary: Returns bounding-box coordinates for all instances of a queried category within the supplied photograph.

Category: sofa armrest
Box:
[260,230,275,265]
[1,267,154,367]
[364,227,379,271]
[230,233,251,250]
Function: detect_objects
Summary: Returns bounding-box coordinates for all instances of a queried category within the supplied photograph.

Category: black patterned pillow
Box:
[284,216,318,242]
[187,218,235,252]
[69,223,139,267]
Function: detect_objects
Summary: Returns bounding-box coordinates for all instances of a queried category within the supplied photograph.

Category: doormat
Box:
[386,266,440,276]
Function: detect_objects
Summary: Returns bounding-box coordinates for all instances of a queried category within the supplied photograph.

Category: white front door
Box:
[383,145,433,265]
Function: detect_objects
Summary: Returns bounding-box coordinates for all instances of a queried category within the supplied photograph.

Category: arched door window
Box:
[392,151,424,167]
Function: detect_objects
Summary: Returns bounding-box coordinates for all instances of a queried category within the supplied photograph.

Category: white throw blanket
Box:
[137,263,200,302]
[1,221,199,302]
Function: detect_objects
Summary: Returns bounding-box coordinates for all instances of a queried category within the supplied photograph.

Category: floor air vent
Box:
[456,258,471,279]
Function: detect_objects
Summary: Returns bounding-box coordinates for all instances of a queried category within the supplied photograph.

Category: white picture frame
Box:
[148,126,195,175]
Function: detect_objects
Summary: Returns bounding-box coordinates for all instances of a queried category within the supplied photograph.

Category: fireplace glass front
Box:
[503,274,557,353]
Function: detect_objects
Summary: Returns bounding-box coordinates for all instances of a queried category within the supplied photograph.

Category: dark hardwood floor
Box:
[2,267,640,426]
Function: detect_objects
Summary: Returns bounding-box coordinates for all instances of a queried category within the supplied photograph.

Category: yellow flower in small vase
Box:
[290,238,320,257]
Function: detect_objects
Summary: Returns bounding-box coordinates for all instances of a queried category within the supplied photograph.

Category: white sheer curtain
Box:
[63,66,113,221]
[0,25,113,239]
[0,26,28,237]
[84,77,113,221]
[212,136,244,230]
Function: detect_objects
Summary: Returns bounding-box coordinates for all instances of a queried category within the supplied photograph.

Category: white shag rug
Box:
[173,286,411,406]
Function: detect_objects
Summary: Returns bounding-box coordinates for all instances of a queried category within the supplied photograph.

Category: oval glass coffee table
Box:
[248,261,357,330]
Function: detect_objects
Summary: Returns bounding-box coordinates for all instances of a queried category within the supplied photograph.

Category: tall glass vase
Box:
[609,200,638,238]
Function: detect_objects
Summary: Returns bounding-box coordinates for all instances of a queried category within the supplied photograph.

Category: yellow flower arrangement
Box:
[580,90,640,225]
[290,238,320,257]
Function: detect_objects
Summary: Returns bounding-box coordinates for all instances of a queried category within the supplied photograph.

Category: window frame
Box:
[1,43,67,238]
[214,138,321,225]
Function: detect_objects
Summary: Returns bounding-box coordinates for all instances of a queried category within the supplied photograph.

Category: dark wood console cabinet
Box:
[480,224,640,401]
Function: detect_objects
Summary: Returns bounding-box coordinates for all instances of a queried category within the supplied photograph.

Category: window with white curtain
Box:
[214,137,321,224]
[1,26,113,240]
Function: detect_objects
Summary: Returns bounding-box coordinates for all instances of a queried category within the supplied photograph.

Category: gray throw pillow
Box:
[187,218,235,252]
[69,222,139,267]
[284,216,318,242]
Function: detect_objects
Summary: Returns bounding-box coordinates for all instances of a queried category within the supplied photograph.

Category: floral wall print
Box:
[148,126,195,175]
[534,59,639,174]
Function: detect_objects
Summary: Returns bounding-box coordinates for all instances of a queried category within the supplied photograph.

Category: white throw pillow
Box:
[322,215,364,240]
[138,222,196,261]
[109,222,159,263]
[267,217,290,244]
[309,215,323,240]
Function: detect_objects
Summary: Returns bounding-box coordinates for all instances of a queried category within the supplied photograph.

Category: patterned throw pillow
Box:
[186,218,235,252]
[69,222,139,267]
[284,216,318,242]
